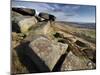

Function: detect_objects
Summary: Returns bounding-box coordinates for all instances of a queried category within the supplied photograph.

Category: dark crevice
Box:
[52,45,71,72]
[52,53,67,72]
[53,32,63,38]
[58,39,66,44]
[75,40,87,47]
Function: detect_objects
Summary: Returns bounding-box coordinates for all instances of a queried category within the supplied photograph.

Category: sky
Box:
[11,0,96,23]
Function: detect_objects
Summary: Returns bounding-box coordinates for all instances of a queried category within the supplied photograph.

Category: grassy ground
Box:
[73,29,96,44]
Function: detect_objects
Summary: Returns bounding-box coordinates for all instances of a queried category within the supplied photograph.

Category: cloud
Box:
[11,1,79,21]
[11,1,95,23]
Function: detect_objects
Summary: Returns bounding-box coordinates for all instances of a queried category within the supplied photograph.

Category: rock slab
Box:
[29,35,68,70]
[61,51,95,71]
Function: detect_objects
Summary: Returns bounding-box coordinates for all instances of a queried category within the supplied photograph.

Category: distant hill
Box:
[56,21,96,29]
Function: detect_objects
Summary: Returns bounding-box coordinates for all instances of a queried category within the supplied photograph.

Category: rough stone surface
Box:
[61,51,95,71]
[38,21,53,34]
[29,35,68,70]
[26,21,54,36]
[18,17,37,33]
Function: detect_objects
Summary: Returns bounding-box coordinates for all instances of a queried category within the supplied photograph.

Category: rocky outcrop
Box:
[12,8,36,16]
[12,11,31,33]
[38,12,56,21]
[12,8,37,33]
[11,7,96,74]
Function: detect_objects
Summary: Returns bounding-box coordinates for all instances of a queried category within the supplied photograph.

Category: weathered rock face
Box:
[61,51,95,71]
[18,17,37,33]
[34,21,54,35]
[38,12,56,21]
[28,35,68,70]
[82,48,96,63]
[25,21,54,36]
[12,11,31,33]
[12,8,36,16]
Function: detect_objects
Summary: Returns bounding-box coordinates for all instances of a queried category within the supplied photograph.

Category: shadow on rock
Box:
[15,41,50,74]
[52,53,67,72]
[52,46,70,72]
[12,21,21,33]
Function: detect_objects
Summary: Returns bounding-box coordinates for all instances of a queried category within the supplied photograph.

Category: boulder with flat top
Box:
[28,35,68,71]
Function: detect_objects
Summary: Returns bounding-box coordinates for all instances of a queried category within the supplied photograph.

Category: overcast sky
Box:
[12,0,96,23]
